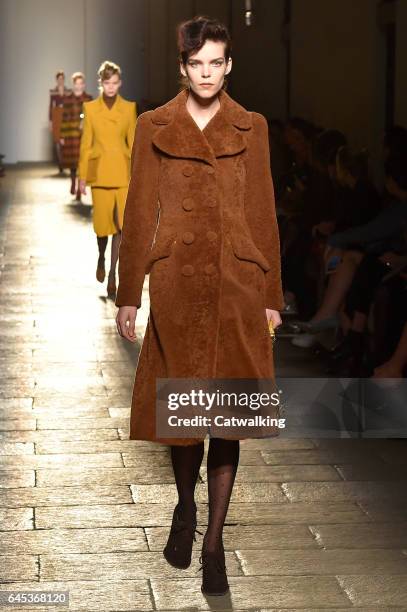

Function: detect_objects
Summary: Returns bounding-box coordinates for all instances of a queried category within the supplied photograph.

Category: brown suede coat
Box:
[116,87,285,446]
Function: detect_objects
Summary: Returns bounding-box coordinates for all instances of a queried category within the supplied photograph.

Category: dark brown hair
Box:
[313,129,347,168]
[337,145,369,181]
[55,70,65,80]
[176,15,231,89]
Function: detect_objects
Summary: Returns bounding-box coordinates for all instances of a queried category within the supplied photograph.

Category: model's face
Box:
[73,78,85,96]
[101,74,121,97]
[180,39,232,99]
[56,75,65,87]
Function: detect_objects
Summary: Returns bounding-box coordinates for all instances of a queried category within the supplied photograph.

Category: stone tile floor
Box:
[0,165,406,610]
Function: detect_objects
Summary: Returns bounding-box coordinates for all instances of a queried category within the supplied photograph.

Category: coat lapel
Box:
[95,94,124,122]
[151,88,252,165]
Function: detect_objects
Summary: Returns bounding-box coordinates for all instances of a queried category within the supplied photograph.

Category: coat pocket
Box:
[86,154,101,183]
[145,234,176,274]
[229,233,271,272]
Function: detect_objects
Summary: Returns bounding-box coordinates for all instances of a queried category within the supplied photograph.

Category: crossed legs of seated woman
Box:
[163,438,240,596]
[328,253,396,374]
[297,249,364,331]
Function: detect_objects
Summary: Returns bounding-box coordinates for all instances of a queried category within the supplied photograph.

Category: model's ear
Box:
[179,62,187,78]
[225,57,232,75]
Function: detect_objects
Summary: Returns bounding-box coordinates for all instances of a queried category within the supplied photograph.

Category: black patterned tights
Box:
[170,438,240,552]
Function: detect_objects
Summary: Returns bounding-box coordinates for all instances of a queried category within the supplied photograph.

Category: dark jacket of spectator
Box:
[332,179,382,233]
[327,198,407,255]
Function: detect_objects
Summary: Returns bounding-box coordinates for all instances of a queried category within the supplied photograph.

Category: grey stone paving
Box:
[0,165,406,610]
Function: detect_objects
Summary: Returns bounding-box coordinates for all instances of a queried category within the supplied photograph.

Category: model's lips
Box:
[200,83,213,87]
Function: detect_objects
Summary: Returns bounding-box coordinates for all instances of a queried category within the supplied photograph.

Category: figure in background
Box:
[280,128,346,321]
[59,72,92,201]
[49,70,71,173]
[78,60,136,298]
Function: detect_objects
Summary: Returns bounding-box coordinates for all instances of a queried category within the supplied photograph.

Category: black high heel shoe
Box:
[198,545,230,596]
[329,336,353,362]
[163,504,203,569]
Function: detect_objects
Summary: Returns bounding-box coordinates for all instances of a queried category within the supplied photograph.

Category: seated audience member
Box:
[309,129,348,238]
[327,248,406,375]
[283,117,316,173]
[278,117,317,219]
[383,125,407,161]
[329,145,382,233]
[370,260,407,373]
[373,321,407,379]
[292,154,407,351]
[327,155,407,255]
[313,145,383,292]
[280,123,343,319]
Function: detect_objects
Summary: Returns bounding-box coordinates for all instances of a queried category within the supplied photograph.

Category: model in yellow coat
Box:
[78,60,137,298]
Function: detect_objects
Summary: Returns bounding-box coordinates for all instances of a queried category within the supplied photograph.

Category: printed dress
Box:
[60,91,93,169]
[49,87,71,143]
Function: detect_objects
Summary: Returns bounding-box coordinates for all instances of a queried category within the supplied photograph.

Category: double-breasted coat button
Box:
[204,263,217,275]
[181,264,194,276]
[182,197,194,211]
[182,164,194,177]
[206,231,217,242]
[207,198,217,208]
[182,232,195,244]
[206,166,215,174]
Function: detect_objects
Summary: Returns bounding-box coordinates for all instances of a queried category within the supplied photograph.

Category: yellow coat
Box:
[78,94,137,187]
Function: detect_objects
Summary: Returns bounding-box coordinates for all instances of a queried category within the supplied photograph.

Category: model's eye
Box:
[212,61,223,66]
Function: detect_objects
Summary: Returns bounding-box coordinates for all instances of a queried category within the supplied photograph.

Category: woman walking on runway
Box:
[78,60,136,298]
[49,70,71,173]
[60,72,92,202]
[115,16,284,596]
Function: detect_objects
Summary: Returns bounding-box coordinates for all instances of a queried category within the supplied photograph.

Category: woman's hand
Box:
[78,179,87,195]
[266,309,282,329]
[116,306,138,343]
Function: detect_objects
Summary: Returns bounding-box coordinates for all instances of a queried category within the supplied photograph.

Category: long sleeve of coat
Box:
[78,103,93,181]
[127,102,137,151]
[116,112,160,308]
[244,113,285,311]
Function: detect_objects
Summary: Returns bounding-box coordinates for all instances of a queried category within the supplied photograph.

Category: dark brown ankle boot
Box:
[199,545,229,596]
[163,504,202,569]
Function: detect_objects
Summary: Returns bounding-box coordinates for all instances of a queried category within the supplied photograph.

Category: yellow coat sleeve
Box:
[127,101,137,151]
[78,103,93,181]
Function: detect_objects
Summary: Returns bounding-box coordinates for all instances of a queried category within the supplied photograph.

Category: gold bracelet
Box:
[268,319,276,343]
